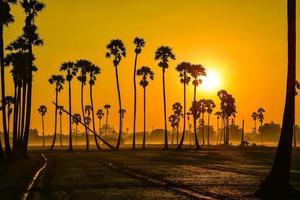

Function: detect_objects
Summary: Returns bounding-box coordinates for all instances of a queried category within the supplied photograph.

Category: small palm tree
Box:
[137,66,154,148]
[172,102,183,145]
[96,109,104,135]
[104,104,111,136]
[251,112,258,134]
[49,75,65,150]
[205,99,216,146]
[132,37,145,149]
[155,46,176,149]
[187,111,193,144]
[188,64,206,149]
[38,105,47,147]
[119,108,126,139]
[198,99,206,145]
[84,116,91,137]
[106,39,126,150]
[60,61,77,151]
[72,113,81,146]
[58,106,64,146]
[257,107,266,144]
[169,114,178,145]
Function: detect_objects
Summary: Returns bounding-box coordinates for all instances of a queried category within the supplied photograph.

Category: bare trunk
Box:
[193,85,200,149]
[81,82,89,151]
[90,84,101,150]
[207,114,210,146]
[50,90,58,150]
[68,81,73,151]
[105,110,108,136]
[115,66,122,150]
[162,69,168,149]
[133,53,138,149]
[42,115,45,147]
[60,112,62,146]
[142,86,146,149]
[177,80,186,149]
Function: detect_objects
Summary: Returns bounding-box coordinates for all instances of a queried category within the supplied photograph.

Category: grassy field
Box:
[1,146,300,200]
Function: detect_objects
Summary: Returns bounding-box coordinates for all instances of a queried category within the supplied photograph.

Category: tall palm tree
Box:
[176,62,191,150]
[0,0,17,160]
[60,61,77,151]
[205,99,215,146]
[58,106,64,146]
[49,75,65,150]
[257,107,265,144]
[104,104,111,136]
[172,102,183,145]
[96,109,104,135]
[87,64,101,150]
[256,0,299,198]
[72,113,81,146]
[38,105,47,147]
[188,64,206,149]
[76,59,92,151]
[251,112,258,134]
[137,66,154,149]
[132,37,145,149]
[154,46,176,149]
[106,39,126,150]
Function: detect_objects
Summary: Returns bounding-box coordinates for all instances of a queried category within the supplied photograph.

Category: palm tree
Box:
[104,104,111,136]
[84,116,91,138]
[154,46,176,149]
[176,62,191,150]
[38,105,47,147]
[0,0,17,160]
[132,37,145,149]
[169,114,178,145]
[119,108,126,140]
[257,107,265,144]
[87,64,101,150]
[205,99,216,146]
[215,111,222,145]
[58,106,64,146]
[172,102,183,145]
[85,105,92,146]
[198,99,206,145]
[72,113,81,146]
[96,109,104,135]
[188,64,206,149]
[49,75,65,150]
[137,66,154,148]
[60,61,77,151]
[251,112,258,134]
[187,111,193,144]
[255,0,299,198]
[76,59,92,151]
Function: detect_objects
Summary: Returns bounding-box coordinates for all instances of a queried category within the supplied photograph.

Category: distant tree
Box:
[96,109,104,135]
[49,75,65,150]
[38,105,47,147]
[155,46,176,149]
[132,37,145,149]
[172,102,183,145]
[137,66,154,148]
[257,107,266,144]
[106,39,126,150]
[72,113,81,145]
[188,64,206,149]
[198,99,206,145]
[251,112,258,134]
[104,104,111,136]
[205,99,216,146]
[176,62,191,149]
[169,114,178,145]
[60,61,77,151]
[84,116,91,137]
[189,101,202,147]
[58,106,64,146]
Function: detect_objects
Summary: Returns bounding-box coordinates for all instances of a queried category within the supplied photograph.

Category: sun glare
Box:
[200,70,221,91]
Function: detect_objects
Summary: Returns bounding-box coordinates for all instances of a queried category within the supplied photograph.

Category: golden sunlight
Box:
[200,70,221,92]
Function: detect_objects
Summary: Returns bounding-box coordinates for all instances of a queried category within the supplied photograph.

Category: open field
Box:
[1,146,300,200]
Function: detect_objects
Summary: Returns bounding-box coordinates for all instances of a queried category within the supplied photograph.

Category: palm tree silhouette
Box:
[176,62,191,150]
[96,109,104,135]
[205,99,215,146]
[189,101,201,146]
[257,107,265,144]
[251,112,258,134]
[215,111,222,145]
[49,75,65,150]
[60,61,77,151]
[137,66,154,149]
[155,46,176,149]
[87,64,101,150]
[38,105,47,147]
[119,108,126,140]
[106,39,126,150]
[198,99,206,145]
[76,59,92,151]
[58,106,64,146]
[104,104,111,136]
[255,0,299,198]
[72,113,81,146]
[132,37,145,149]
[172,102,183,145]
[0,0,17,160]
[169,114,178,145]
[187,111,193,144]
[188,64,206,149]
[85,105,92,145]
[84,116,91,138]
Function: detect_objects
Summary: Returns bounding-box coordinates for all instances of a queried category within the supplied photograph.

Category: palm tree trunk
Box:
[50,90,58,150]
[0,138,4,163]
[261,122,263,144]
[176,125,179,145]
[202,114,205,145]
[81,82,89,151]
[294,124,296,148]
[20,84,27,140]
[177,81,186,149]
[240,120,244,146]
[216,117,219,145]
[142,86,146,149]
[60,112,62,146]
[42,115,45,147]
[68,81,73,151]
[90,84,101,150]
[99,118,101,135]
[162,69,168,149]
[255,1,299,198]
[105,110,108,136]
[193,85,200,150]
[75,124,78,146]
[115,66,122,150]
[207,114,210,146]
[133,53,138,149]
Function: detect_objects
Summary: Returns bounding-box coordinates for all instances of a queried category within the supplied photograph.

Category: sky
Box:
[4,0,300,135]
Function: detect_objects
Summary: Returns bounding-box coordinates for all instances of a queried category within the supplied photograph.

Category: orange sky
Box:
[4,0,300,135]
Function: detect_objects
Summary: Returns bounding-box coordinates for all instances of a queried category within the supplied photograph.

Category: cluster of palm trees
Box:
[251,108,266,143]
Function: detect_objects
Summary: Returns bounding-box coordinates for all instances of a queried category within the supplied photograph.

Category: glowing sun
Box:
[200,70,221,91]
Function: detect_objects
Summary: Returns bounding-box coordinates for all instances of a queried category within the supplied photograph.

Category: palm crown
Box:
[38,105,47,116]
[72,113,81,125]
[48,75,65,92]
[87,64,101,86]
[104,104,111,110]
[172,102,183,117]
[154,46,176,70]
[176,62,191,85]
[76,59,93,85]
[60,61,77,81]
[85,105,92,116]
[0,0,18,26]
[188,64,206,86]
[136,66,154,88]
[106,39,126,67]
[205,99,216,114]
[96,109,104,119]
[134,37,145,54]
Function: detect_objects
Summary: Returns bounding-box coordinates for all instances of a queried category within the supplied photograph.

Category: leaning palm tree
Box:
[58,106,64,146]
[155,46,176,149]
[76,59,92,151]
[49,75,65,150]
[96,109,104,135]
[205,99,216,146]
[60,61,77,151]
[87,64,101,150]
[38,105,47,147]
[106,39,126,150]
[188,64,206,149]
[104,104,111,136]
[251,112,258,134]
[137,66,154,149]
[176,62,191,150]
[257,107,265,144]
[132,37,145,149]
[72,113,81,146]
[255,0,299,198]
